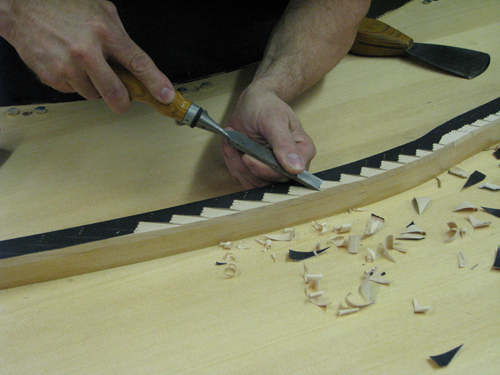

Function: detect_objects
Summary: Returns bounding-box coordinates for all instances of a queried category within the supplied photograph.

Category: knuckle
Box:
[129,52,151,74]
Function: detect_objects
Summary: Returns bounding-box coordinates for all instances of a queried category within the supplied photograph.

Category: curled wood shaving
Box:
[448,167,468,178]
[381,244,396,263]
[312,221,329,235]
[402,222,426,235]
[413,197,431,215]
[359,274,375,302]
[256,238,273,252]
[236,241,251,249]
[385,235,406,253]
[330,236,347,247]
[338,308,360,316]
[459,227,467,237]
[454,201,478,212]
[365,267,391,284]
[445,222,460,243]
[396,233,426,240]
[223,253,238,263]
[458,251,467,268]
[365,248,376,262]
[347,235,362,254]
[263,228,296,241]
[348,208,368,213]
[303,263,323,283]
[413,298,430,313]
[363,214,385,237]
[303,268,331,307]
[467,214,491,228]
[334,223,352,233]
[344,292,375,308]
[224,263,238,278]
[270,253,278,263]
[479,182,500,191]
[219,241,233,250]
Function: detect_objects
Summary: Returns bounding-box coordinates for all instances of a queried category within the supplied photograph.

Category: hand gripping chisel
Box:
[113,64,323,190]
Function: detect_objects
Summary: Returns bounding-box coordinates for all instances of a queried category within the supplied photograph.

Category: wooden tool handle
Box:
[112,64,191,122]
[350,18,414,56]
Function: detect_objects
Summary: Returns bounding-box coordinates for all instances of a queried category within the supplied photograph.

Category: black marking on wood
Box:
[1,96,500,259]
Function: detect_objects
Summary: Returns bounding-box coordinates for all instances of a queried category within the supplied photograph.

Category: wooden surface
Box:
[1,1,500,373]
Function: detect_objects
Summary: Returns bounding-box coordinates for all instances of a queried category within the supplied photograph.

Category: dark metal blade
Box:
[405,43,490,79]
[225,130,323,190]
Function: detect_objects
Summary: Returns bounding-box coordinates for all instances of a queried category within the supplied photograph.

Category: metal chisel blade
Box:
[225,130,323,190]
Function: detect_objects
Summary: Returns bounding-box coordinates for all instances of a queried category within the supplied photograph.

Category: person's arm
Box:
[222,0,370,189]
[0,0,175,113]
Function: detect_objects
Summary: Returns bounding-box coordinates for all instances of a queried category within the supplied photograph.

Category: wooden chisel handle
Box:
[350,18,414,56]
[111,63,191,122]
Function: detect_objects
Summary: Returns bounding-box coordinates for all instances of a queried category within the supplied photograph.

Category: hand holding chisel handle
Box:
[111,63,191,122]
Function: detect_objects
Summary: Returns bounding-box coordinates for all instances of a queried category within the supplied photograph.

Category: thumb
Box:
[265,120,306,175]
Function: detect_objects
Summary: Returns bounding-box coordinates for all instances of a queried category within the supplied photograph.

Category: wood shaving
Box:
[338,308,360,316]
[365,267,391,284]
[381,244,396,263]
[256,238,273,252]
[312,221,329,234]
[330,236,347,247]
[223,263,238,278]
[448,167,468,178]
[413,298,431,313]
[223,253,238,263]
[458,251,467,268]
[334,223,352,233]
[359,274,375,302]
[444,222,460,243]
[462,170,486,189]
[365,248,376,262]
[479,182,500,191]
[493,246,500,270]
[236,241,251,249]
[264,228,296,241]
[402,222,426,235]
[454,201,478,212]
[348,208,368,213]
[396,233,426,240]
[471,263,479,270]
[467,214,491,228]
[303,263,323,283]
[430,344,463,367]
[385,235,406,253]
[219,241,233,250]
[363,214,385,237]
[344,292,375,308]
[414,197,431,215]
[459,227,467,237]
[347,235,362,254]
[270,253,278,262]
[304,269,331,307]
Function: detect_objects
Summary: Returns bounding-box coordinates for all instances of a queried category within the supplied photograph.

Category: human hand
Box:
[221,84,316,189]
[0,0,175,112]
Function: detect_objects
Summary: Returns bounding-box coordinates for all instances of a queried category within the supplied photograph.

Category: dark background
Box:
[0,0,411,107]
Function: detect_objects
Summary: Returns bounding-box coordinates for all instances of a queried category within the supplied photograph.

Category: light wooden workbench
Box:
[1,1,499,373]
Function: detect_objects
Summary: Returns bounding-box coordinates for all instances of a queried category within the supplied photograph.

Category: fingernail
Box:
[286,153,304,172]
[159,87,175,104]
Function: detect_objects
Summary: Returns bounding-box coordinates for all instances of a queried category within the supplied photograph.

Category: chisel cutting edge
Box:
[113,64,323,190]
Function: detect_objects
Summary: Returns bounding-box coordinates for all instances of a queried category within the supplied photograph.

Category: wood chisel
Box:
[350,18,490,79]
[113,65,323,190]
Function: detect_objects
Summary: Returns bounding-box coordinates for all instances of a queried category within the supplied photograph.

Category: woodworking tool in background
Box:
[113,65,322,190]
[350,18,490,79]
